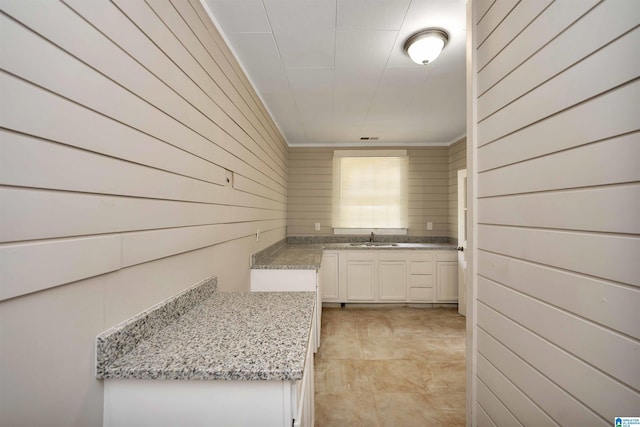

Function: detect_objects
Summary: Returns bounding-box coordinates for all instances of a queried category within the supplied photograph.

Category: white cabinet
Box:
[436,252,458,301]
[345,252,376,301]
[319,251,339,302]
[293,334,315,427]
[378,252,407,301]
[103,333,315,427]
[320,249,457,304]
[408,252,434,302]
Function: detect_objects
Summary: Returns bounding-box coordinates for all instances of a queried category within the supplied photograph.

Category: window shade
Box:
[332,151,408,229]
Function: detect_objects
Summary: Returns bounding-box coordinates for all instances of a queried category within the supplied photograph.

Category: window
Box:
[332,150,408,233]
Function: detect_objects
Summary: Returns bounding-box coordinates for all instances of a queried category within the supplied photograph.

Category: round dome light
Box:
[403,29,449,65]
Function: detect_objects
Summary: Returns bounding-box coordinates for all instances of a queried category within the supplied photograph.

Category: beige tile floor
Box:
[314,306,466,426]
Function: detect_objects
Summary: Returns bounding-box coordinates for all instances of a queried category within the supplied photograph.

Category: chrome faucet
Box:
[369,232,375,242]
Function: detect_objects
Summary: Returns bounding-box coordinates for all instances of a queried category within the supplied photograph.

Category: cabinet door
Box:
[320,252,339,301]
[436,261,458,301]
[346,260,375,301]
[378,261,407,301]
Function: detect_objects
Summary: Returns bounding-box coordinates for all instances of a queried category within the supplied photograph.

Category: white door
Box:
[457,169,467,316]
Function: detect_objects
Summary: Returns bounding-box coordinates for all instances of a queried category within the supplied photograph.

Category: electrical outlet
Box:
[256,228,260,241]
[314,223,321,231]
[427,222,433,230]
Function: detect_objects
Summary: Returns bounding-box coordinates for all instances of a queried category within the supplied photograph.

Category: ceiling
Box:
[204,0,467,147]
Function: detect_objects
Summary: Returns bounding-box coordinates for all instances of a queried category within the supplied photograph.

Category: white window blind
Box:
[332,150,408,230]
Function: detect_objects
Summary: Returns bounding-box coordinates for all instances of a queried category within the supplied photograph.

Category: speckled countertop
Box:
[251,236,457,270]
[97,277,316,381]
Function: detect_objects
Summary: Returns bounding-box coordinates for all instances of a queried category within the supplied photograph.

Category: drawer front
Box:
[378,251,408,261]
[409,287,433,301]
[346,251,376,261]
[436,251,457,261]
[410,261,433,275]
[409,252,434,262]
[409,274,433,287]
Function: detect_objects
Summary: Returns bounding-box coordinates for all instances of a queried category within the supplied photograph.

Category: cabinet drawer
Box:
[410,252,434,262]
[378,251,407,261]
[409,287,433,301]
[410,261,433,275]
[436,251,457,261]
[346,251,376,261]
[409,274,433,287]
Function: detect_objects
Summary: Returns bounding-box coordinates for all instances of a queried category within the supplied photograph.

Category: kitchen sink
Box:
[349,242,399,247]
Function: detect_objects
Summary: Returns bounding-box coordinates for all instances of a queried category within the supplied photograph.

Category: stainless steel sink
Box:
[349,242,399,247]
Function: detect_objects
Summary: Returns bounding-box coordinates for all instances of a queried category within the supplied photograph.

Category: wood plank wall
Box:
[288,144,465,238]
[0,1,287,424]
[471,0,640,424]
[448,137,466,240]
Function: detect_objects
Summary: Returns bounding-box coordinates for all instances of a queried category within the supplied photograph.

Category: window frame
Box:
[332,150,409,235]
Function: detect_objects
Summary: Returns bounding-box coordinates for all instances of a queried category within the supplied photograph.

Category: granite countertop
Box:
[252,243,324,270]
[251,237,457,270]
[97,277,316,381]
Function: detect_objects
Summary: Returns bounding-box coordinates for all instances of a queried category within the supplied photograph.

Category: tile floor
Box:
[314,306,466,426]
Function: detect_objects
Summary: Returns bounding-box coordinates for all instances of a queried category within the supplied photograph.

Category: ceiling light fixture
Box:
[403,28,449,65]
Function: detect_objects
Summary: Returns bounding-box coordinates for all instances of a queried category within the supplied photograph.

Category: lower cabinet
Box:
[320,251,340,302]
[103,333,315,427]
[320,250,457,304]
[345,252,376,301]
[379,253,408,301]
[436,262,458,301]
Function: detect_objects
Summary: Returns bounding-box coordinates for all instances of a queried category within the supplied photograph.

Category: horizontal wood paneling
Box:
[120,219,285,267]
[479,26,640,145]
[448,138,466,240]
[478,133,640,197]
[477,355,556,426]
[287,146,456,237]
[478,303,640,420]
[476,0,496,25]
[0,5,286,191]
[477,0,552,71]
[476,0,519,47]
[477,0,600,95]
[0,236,121,301]
[478,276,640,390]
[0,0,288,298]
[0,1,288,424]
[0,189,285,243]
[477,329,607,426]
[478,224,640,286]
[478,80,640,172]
[479,1,640,120]
[477,379,522,426]
[478,184,640,234]
[473,1,640,425]
[478,251,640,340]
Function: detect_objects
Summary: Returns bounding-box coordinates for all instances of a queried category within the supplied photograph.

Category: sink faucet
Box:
[369,232,375,242]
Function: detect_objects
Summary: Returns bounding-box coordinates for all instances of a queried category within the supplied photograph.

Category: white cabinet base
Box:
[104,336,315,427]
[322,250,458,304]
[104,379,293,427]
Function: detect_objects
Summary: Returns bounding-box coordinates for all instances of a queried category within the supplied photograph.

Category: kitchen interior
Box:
[1,0,638,426]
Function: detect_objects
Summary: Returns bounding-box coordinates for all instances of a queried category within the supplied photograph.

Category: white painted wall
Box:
[468,0,640,424]
[0,0,288,424]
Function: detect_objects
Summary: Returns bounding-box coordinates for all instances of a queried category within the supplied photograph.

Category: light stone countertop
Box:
[97,277,316,381]
[251,238,457,270]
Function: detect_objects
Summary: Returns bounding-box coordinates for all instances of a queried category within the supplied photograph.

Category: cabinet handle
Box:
[457,246,464,252]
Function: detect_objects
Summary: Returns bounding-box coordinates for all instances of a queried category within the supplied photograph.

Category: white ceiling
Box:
[205,0,467,147]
